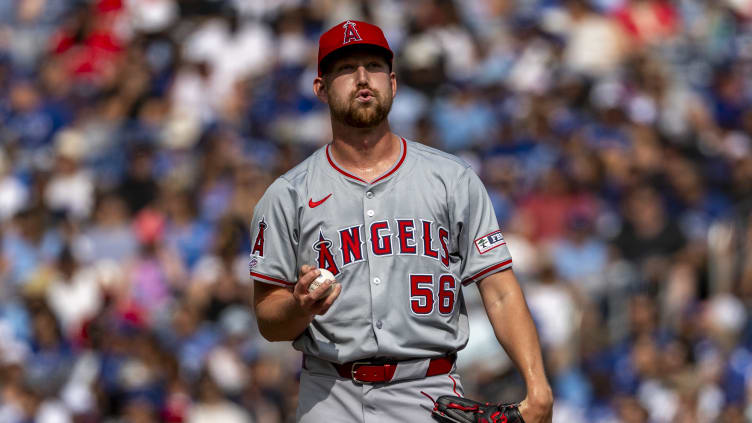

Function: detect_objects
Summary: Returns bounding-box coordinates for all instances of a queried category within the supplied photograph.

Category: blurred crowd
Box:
[0,0,751,422]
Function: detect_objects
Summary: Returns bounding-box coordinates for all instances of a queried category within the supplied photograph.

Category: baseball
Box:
[308,268,337,295]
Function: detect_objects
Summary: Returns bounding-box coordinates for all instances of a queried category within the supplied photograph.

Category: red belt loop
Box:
[333,354,456,384]
[425,355,454,377]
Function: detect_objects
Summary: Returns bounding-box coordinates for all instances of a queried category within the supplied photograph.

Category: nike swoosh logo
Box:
[308,194,332,208]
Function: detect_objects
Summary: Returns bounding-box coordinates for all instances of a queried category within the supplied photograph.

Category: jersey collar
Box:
[325,137,407,185]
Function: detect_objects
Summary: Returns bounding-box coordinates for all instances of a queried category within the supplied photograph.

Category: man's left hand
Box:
[518,387,553,423]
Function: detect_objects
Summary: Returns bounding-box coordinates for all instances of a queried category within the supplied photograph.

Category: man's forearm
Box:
[253,267,342,342]
[254,284,314,341]
[478,271,551,396]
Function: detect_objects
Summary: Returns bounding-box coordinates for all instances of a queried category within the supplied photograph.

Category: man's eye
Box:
[368,62,383,68]
[339,64,355,71]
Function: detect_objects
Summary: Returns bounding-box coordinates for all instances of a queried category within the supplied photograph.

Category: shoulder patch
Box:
[249,256,260,270]
[474,230,506,254]
[251,217,268,257]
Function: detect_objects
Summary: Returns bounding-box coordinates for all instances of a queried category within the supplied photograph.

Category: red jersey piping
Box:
[325,138,407,184]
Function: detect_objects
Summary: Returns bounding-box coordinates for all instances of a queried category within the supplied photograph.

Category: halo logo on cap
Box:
[317,20,393,76]
[343,21,362,44]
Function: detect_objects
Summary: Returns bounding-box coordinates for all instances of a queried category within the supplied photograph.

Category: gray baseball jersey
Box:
[249,138,512,363]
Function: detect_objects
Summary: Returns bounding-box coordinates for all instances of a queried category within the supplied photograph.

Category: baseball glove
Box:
[429,395,525,423]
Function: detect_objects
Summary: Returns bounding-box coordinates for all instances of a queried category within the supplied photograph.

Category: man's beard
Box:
[328,86,392,128]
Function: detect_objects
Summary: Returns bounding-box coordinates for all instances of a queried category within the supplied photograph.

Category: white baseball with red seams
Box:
[308,268,337,295]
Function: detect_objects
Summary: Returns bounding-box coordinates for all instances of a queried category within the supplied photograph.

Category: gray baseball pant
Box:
[297,355,465,423]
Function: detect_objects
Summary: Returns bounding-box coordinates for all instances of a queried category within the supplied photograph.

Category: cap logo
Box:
[342,20,362,45]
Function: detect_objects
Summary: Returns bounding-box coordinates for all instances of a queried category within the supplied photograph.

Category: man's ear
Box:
[390,71,397,98]
[313,77,328,104]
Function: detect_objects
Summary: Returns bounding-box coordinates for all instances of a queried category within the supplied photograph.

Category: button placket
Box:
[363,186,385,338]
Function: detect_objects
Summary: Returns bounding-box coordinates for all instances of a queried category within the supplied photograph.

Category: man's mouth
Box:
[355,89,375,102]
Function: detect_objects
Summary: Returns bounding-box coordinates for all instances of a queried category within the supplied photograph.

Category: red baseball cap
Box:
[317,20,393,76]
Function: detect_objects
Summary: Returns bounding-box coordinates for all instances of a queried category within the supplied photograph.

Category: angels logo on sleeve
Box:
[474,230,506,254]
[251,217,268,257]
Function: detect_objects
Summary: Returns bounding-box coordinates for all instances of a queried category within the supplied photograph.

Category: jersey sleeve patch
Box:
[474,230,506,254]
[249,256,261,270]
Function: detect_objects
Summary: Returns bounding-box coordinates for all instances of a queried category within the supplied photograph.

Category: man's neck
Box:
[329,121,401,182]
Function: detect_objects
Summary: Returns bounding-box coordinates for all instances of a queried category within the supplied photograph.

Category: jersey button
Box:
[373,277,381,285]
[366,191,374,199]
[376,320,383,329]
[366,209,375,217]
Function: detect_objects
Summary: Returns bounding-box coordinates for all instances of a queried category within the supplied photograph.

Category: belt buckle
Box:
[350,362,376,385]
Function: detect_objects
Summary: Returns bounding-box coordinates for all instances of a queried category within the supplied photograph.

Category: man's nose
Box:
[355,65,369,84]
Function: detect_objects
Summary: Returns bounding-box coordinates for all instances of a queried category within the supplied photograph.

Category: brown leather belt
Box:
[332,354,456,384]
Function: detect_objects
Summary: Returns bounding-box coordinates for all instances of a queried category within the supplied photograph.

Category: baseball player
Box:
[251,20,553,423]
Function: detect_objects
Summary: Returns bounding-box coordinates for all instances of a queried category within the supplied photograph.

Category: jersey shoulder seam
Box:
[405,140,473,170]
[277,147,328,200]
[279,159,312,182]
[264,175,303,208]
[404,139,472,227]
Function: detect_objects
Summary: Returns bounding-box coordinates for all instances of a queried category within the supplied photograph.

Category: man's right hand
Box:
[293,265,341,316]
